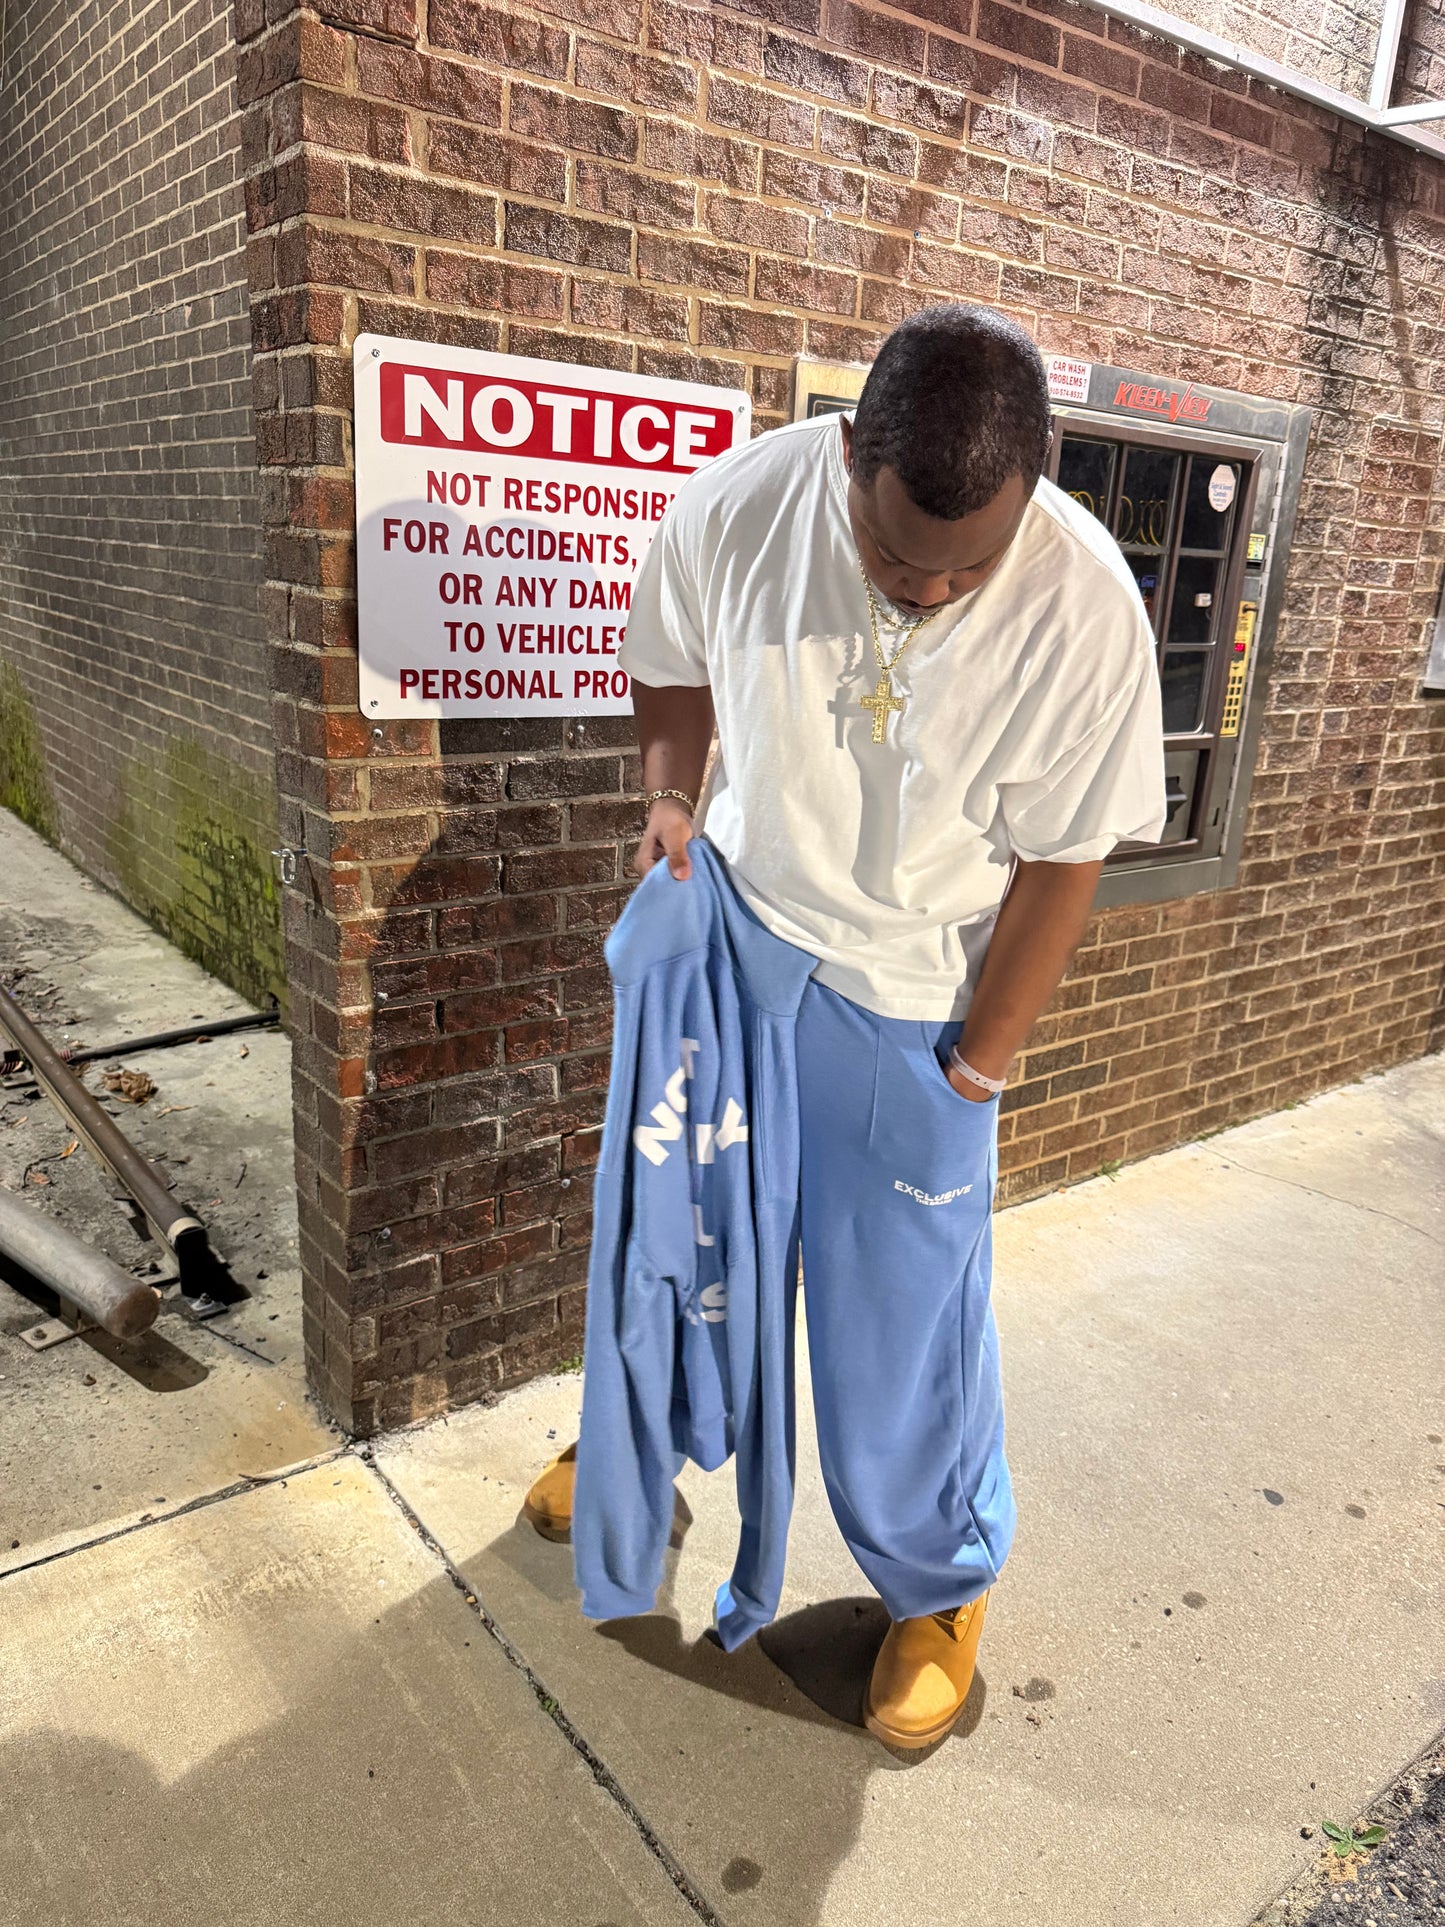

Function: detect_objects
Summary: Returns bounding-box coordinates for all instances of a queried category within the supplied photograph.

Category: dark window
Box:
[1052,431,1255,864]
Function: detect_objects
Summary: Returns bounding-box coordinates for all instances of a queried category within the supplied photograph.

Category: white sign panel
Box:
[354,337,751,717]
[1045,355,1091,404]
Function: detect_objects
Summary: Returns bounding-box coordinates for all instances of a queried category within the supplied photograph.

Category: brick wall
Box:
[1148,0,1379,98]
[0,0,280,1005]
[1400,0,1445,104]
[236,0,1445,1433]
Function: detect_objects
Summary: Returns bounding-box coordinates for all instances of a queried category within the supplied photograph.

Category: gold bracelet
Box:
[646,788,695,813]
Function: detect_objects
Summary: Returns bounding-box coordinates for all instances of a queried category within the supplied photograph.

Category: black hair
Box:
[850,304,1052,519]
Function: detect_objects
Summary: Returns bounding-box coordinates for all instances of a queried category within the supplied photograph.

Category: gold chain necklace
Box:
[858,566,928,744]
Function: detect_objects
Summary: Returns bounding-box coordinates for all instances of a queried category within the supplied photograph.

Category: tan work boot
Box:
[522,1441,577,1542]
[863,1591,989,1749]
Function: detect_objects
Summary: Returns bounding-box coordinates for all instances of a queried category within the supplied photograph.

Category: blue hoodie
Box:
[573,839,815,1651]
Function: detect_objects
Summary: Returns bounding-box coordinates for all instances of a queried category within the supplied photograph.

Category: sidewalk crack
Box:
[363,1452,726,1927]
[1211,1153,1443,1248]
[0,1444,351,1581]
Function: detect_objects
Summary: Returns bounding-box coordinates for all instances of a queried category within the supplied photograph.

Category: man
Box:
[526,304,1166,1748]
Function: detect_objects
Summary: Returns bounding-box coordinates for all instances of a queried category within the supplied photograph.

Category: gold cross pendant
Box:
[859,671,904,744]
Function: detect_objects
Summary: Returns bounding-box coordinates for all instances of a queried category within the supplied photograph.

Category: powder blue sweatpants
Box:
[797,978,1015,1619]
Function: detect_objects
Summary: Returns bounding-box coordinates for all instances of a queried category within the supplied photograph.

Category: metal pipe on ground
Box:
[1,1005,279,1077]
[0,985,243,1308]
[0,1185,158,1338]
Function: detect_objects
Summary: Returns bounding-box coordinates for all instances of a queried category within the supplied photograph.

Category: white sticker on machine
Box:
[1208,464,1236,511]
[1045,355,1091,404]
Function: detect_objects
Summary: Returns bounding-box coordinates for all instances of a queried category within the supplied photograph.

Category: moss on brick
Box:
[0,664,60,841]
[108,737,286,1011]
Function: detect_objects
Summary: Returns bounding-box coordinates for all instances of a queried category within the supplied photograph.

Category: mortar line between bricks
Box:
[361,1450,727,1927]
[1208,1152,1445,1249]
[0,1444,352,1584]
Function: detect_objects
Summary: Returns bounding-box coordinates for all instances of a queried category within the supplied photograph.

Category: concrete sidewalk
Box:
[3,1018,1441,1922]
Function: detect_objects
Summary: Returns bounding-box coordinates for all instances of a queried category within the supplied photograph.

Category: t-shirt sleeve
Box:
[999,634,1168,863]
[617,504,711,689]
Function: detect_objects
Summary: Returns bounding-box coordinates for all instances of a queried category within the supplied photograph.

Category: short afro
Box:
[850,304,1052,519]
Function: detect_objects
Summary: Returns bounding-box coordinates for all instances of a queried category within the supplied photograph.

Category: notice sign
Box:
[354,337,750,717]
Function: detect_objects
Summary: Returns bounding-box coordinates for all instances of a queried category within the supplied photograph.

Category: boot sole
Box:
[521,1499,571,1544]
[862,1696,965,1751]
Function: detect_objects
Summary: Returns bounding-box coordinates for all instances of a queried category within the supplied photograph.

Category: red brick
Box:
[570,279,690,338]
[762,32,869,107]
[349,165,498,242]
[756,255,856,313]
[920,34,1013,97]
[220,0,1445,1434]
[824,0,926,66]
[638,232,750,293]
[819,110,917,174]
[276,83,413,165]
[704,193,809,255]
[967,104,1054,164]
[975,0,1061,65]
[1013,68,1098,132]
[427,0,569,75]
[237,16,349,105]
[762,150,865,215]
[814,220,912,276]
[504,204,633,272]
[425,251,564,316]
[1138,62,1212,125]
[872,71,969,141]
[320,0,418,37]
[576,162,698,230]
[719,0,819,29]
[1062,31,1141,96]
[509,83,639,162]
[697,300,806,356]
[511,328,634,371]
[645,121,761,190]
[647,0,751,63]
[865,177,960,238]
[277,223,416,294]
[503,846,619,891]
[427,124,566,200]
[356,40,503,122]
[635,346,746,386]
[574,40,699,112]
[708,75,817,148]
[1209,89,1277,150]
[354,298,501,352]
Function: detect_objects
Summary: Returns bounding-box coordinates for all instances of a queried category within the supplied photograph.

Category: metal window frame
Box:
[1050,426,1261,855]
[1046,364,1312,912]
[1085,0,1445,160]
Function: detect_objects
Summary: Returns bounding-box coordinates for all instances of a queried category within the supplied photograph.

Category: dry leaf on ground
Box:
[103,1068,156,1104]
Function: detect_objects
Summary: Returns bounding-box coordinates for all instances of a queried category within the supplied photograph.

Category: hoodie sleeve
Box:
[572,983,687,1624]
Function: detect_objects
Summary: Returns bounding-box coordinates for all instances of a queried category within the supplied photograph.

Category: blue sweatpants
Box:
[796,978,1015,1619]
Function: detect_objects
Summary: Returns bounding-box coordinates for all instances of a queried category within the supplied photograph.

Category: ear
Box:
[839,412,853,473]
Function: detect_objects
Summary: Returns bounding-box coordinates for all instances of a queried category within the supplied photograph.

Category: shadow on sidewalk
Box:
[4,1531,969,1927]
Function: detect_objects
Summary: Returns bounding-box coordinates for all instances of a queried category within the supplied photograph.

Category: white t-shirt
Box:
[619,413,1167,1020]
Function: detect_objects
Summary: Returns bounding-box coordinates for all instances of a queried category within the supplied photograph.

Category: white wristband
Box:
[948,1046,1007,1094]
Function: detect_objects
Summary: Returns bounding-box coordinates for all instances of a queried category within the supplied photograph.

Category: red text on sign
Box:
[382,365,734,475]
